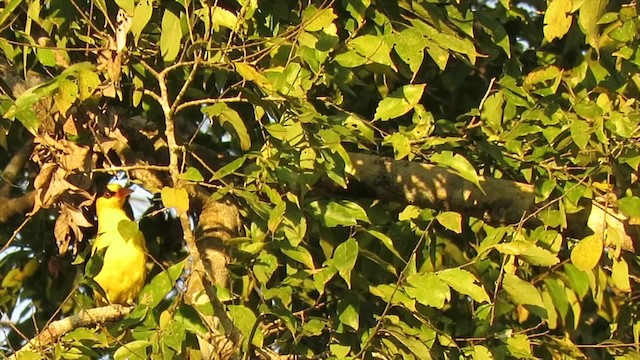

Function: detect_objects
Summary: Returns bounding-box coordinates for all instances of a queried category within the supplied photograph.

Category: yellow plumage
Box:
[92,184,147,305]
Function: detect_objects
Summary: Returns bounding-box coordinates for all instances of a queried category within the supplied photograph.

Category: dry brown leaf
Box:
[55,203,94,255]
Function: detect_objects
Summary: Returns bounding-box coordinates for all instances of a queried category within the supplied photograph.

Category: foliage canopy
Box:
[0,0,639,359]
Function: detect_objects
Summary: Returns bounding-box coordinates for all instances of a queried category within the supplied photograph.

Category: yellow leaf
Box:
[2,268,22,287]
[161,187,190,213]
[611,258,631,292]
[570,234,603,271]
[22,259,39,279]
[544,0,573,41]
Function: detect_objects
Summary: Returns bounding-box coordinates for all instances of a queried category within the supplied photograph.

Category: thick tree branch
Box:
[0,191,36,223]
[348,153,636,252]
[0,140,34,197]
[349,153,535,224]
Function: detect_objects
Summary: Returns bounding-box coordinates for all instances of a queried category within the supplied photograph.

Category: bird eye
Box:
[103,190,114,198]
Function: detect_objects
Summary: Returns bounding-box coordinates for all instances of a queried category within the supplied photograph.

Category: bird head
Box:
[96,184,134,213]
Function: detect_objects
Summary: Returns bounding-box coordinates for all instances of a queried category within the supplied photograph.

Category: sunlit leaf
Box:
[374,84,426,121]
[570,234,603,272]
[131,0,153,45]
[160,6,182,62]
[306,200,370,227]
[161,187,190,213]
[431,151,484,192]
[404,273,450,309]
[611,258,631,292]
[139,260,185,308]
[544,0,573,41]
[437,268,490,303]
[228,305,262,347]
[337,295,360,330]
[327,238,358,288]
[114,340,150,360]
[436,211,462,234]
[502,273,547,319]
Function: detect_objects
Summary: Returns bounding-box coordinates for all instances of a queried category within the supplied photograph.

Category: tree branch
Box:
[8,305,133,360]
[0,140,34,197]
[347,153,636,252]
[0,191,36,223]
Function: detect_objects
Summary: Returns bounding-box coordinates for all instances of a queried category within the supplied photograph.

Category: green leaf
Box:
[268,201,286,233]
[617,196,640,218]
[77,68,100,100]
[202,103,251,151]
[335,35,395,69]
[160,7,182,62]
[313,266,337,294]
[578,0,608,49]
[369,284,416,311]
[544,278,570,322]
[6,80,60,134]
[382,133,412,160]
[535,178,557,203]
[54,79,79,114]
[502,273,547,318]
[212,156,246,180]
[302,5,337,32]
[520,245,560,267]
[570,120,590,150]
[570,234,603,272]
[385,328,433,359]
[116,219,139,243]
[178,167,204,182]
[404,273,450,309]
[436,211,462,234]
[481,92,504,131]
[0,0,24,29]
[496,241,559,267]
[115,0,135,14]
[473,345,495,360]
[394,28,425,74]
[374,84,426,121]
[131,0,153,45]
[337,295,360,330]
[299,147,317,170]
[211,7,238,31]
[366,230,404,261]
[253,252,278,284]
[280,242,315,269]
[431,151,484,192]
[327,238,358,288]
[564,263,589,298]
[161,187,190,213]
[544,0,573,41]
[228,305,262,347]
[36,48,57,67]
[476,12,511,56]
[306,200,370,227]
[437,268,490,303]
[611,258,631,292]
[114,340,151,360]
[139,260,185,308]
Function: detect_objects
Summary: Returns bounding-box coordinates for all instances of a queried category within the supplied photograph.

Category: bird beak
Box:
[116,187,134,198]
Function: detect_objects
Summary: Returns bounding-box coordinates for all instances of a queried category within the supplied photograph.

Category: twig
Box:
[356,221,434,358]
[169,60,200,116]
[466,77,497,130]
[90,165,171,173]
[0,213,34,254]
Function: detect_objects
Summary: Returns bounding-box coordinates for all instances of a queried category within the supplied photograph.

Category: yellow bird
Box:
[92,183,147,305]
